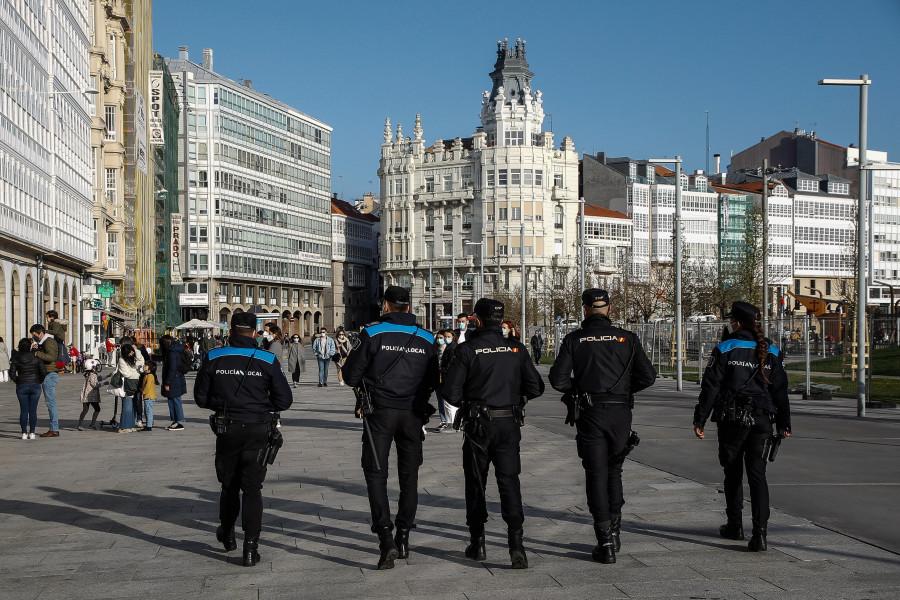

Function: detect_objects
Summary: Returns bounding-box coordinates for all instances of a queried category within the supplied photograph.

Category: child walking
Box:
[138,361,158,432]
[78,359,108,430]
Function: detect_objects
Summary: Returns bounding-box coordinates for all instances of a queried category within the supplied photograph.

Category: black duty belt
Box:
[223,417,273,425]
[475,406,516,418]
[589,394,630,404]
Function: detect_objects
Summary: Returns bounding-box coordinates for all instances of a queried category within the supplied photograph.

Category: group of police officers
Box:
[193,286,791,570]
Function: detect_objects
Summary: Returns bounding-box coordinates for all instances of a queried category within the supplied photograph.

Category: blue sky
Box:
[154,0,900,200]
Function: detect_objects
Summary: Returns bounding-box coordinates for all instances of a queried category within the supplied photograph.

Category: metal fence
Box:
[622,315,900,404]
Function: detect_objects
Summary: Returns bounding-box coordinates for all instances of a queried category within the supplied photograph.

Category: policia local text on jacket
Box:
[548,297,656,564]
[693,324,791,551]
[442,299,545,569]
[194,323,293,566]
[342,290,440,570]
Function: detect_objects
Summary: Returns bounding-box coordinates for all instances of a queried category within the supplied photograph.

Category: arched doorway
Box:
[219,307,231,324]
[62,280,70,340]
[314,311,322,331]
[10,270,20,343]
[48,276,57,318]
[303,311,312,337]
[25,272,35,330]
[281,310,291,337]
[292,310,302,336]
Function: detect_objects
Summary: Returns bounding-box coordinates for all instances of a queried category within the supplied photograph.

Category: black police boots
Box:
[719,521,745,541]
[592,521,616,564]
[216,525,237,552]
[377,527,399,570]
[508,529,528,569]
[748,524,767,552]
[394,527,410,559]
[464,533,486,561]
[610,513,622,553]
[242,536,261,567]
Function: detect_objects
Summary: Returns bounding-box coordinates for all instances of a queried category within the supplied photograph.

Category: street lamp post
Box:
[819,75,871,417]
[465,241,484,300]
[649,157,684,391]
[557,197,587,293]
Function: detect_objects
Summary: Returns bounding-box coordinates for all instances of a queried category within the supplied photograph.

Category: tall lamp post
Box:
[465,241,485,299]
[819,75,870,417]
[557,197,587,293]
[649,157,684,391]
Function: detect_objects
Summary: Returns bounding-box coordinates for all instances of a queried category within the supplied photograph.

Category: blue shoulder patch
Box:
[716,339,781,357]
[365,322,434,344]
[207,347,275,364]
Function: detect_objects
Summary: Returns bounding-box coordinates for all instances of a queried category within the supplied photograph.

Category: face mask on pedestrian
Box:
[263,332,272,341]
[320,331,327,337]
[437,337,446,346]
[458,322,467,331]
[338,334,345,340]
[501,327,509,337]
[206,332,211,338]
[292,336,299,342]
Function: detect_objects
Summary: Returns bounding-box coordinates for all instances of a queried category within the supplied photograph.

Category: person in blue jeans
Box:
[30,324,60,437]
[312,327,336,387]
[160,334,188,430]
[10,338,47,439]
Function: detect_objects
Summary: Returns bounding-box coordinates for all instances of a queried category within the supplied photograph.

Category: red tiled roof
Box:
[655,165,676,177]
[584,205,630,220]
[331,198,379,222]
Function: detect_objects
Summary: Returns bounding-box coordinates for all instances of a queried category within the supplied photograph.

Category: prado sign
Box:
[170,214,183,285]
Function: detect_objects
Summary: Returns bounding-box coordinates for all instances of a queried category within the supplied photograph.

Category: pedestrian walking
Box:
[116,344,144,433]
[342,286,439,569]
[443,298,545,569]
[138,361,158,431]
[334,329,352,386]
[548,289,656,564]
[77,358,107,431]
[0,336,10,382]
[10,338,46,439]
[159,335,188,431]
[200,330,217,360]
[431,330,451,431]
[263,324,286,428]
[105,337,117,367]
[312,327,336,387]
[286,334,305,387]
[30,324,60,437]
[529,330,543,365]
[194,311,293,567]
[693,301,792,552]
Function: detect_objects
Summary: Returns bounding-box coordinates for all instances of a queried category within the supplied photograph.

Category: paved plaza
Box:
[0,362,898,599]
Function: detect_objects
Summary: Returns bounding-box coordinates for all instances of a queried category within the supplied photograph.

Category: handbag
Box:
[110,371,123,388]
[124,377,139,395]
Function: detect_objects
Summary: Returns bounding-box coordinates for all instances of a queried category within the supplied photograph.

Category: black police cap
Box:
[724,301,760,323]
[232,311,257,330]
[582,288,610,308]
[473,298,504,321]
[383,285,410,305]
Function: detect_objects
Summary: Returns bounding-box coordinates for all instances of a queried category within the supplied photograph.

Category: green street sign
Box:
[98,281,115,299]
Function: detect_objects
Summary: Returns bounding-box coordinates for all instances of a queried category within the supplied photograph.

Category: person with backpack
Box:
[11,338,47,439]
[160,335,188,431]
[30,324,60,437]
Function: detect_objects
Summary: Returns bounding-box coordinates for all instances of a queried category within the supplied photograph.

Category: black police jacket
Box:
[194,335,293,422]
[442,326,545,408]
[342,311,439,411]
[548,313,656,397]
[693,329,791,431]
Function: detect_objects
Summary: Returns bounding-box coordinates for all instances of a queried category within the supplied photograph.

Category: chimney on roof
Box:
[714,153,721,173]
[202,48,213,71]
[178,45,188,60]
[597,151,607,165]
[244,80,252,89]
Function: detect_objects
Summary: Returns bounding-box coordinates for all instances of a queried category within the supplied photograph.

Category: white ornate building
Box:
[1,0,94,350]
[378,39,580,327]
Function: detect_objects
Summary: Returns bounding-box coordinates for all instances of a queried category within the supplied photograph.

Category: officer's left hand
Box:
[693,425,705,440]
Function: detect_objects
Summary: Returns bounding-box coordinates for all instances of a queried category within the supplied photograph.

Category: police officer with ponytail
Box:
[693,301,791,552]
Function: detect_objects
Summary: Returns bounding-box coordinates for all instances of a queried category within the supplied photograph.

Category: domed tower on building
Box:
[378,39,580,331]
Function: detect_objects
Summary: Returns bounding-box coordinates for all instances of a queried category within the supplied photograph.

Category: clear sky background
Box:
[153,0,900,200]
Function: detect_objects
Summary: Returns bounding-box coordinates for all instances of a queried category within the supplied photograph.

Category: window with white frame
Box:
[425,175,434,192]
[106,232,118,270]
[828,181,849,195]
[486,170,495,186]
[797,179,819,192]
[511,206,521,220]
[510,169,521,185]
[108,34,116,79]
[105,168,116,203]
[535,169,543,186]
[443,173,452,191]
[104,105,116,140]
[499,169,508,186]
[504,130,524,145]
[553,171,563,188]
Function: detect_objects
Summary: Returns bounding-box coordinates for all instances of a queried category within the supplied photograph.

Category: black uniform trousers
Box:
[361,407,424,533]
[717,409,774,527]
[463,415,524,535]
[215,422,270,539]
[575,403,632,523]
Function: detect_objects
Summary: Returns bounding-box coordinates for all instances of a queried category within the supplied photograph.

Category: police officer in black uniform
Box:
[342,286,440,570]
[548,289,656,564]
[693,301,791,552]
[443,298,544,569]
[194,311,293,567]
